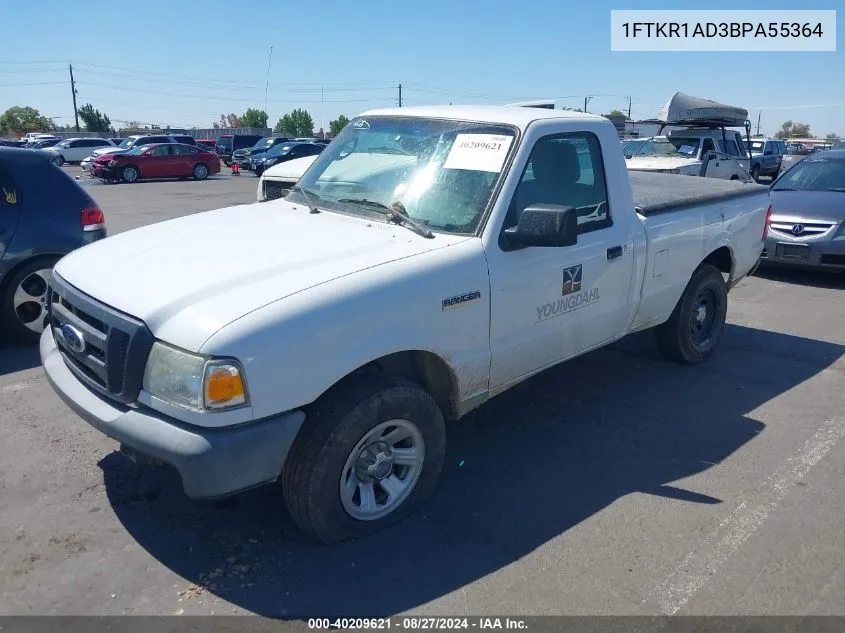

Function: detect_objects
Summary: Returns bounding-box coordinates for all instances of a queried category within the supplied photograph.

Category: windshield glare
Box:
[124,145,152,156]
[291,116,516,234]
[633,137,700,158]
[267,144,292,157]
[253,138,275,150]
[118,138,135,149]
[744,141,765,152]
[773,158,845,192]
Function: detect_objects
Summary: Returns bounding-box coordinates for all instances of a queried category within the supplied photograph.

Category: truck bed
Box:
[630,171,768,216]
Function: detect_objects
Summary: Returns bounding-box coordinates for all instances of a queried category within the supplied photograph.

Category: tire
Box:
[655,264,727,365]
[1,257,59,343]
[282,375,446,544]
[121,165,139,183]
[751,165,761,182]
[192,163,209,180]
[55,154,65,166]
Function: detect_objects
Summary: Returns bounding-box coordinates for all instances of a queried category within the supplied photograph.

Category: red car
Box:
[92,143,221,183]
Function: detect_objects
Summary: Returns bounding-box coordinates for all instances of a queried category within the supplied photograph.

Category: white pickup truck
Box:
[41,105,770,543]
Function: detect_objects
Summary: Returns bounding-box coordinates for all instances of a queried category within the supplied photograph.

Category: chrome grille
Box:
[262,180,292,201]
[49,273,154,405]
[769,221,835,238]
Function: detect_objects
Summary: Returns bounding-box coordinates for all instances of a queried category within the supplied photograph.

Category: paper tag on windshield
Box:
[443,134,513,173]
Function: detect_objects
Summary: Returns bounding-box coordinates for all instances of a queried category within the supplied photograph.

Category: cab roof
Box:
[358,104,606,131]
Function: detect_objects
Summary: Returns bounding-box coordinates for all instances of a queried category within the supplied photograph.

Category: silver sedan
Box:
[761,150,845,271]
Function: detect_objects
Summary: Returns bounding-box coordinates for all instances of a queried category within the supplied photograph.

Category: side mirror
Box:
[503,204,577,249]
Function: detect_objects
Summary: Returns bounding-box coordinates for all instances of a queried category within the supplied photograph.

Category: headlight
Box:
[106,160,116,167]
[265,158,278,166]
[142,341,248,411]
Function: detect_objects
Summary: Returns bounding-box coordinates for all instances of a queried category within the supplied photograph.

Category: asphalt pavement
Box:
[0,167,843,617]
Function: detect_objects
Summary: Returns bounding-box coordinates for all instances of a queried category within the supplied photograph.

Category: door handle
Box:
[607,245,623,260]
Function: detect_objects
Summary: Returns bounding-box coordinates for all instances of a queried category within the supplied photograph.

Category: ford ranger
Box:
[40,105,771,543]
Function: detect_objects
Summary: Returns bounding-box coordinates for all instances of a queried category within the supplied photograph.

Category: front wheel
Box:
[655,264,727,364]
[121,165,139,183]
[55,154,65,166]
[282,376,446,543]
[751,165,761,182]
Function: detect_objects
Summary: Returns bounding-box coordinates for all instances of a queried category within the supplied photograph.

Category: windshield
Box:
[124,145,153,156]
[54,140,71,148]
[290,116,516,235]
[772,157,845,192]
[632,137,700,158]
[216,137,233,149]
[118,138,136,149]
[266,143,293,157]
[252,138,276,150]
[744,141,765,153]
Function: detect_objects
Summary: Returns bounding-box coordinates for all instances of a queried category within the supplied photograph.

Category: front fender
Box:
[200,241,492,420]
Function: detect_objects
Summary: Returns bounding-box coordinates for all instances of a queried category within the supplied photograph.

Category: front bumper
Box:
[41,328,305,499]
[91,163,118,179]
[762,233,845,270]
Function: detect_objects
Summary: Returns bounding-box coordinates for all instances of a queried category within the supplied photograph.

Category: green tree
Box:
[605,109,625,117]
[0,106,55,135]
[329,115,349,137]
[76,103,112,132]
[238,108,268,129]
[825,133,840,140]
[776,120,811,139]
[274,109,314,137]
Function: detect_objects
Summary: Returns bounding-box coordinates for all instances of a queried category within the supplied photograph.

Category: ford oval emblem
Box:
[60,324,86,353]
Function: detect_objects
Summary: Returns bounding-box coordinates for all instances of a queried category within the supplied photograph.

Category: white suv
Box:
[49,138,115,165]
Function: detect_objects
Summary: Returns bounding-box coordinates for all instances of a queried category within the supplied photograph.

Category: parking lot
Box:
[1,169,844,617]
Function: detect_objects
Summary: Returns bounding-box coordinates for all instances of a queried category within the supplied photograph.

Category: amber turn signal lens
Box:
[204,365,247,409]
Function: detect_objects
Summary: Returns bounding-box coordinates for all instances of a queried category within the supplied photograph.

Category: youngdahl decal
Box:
[442,291,481,311]
[536,288,600,322]
[562,265,583,296]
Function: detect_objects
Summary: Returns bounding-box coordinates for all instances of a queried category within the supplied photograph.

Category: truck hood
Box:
[626,156,701,171]
[262,155,317,180]
[54,201,468,351]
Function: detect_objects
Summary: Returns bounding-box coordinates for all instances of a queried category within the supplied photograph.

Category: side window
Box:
[149,146,170,157]
[719,139,740,156]
[0,164,23,208]
[174,145,197,155]
[701,138,716,154]
[506,133,610,235]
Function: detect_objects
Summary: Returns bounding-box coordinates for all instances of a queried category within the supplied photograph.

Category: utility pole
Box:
[584,95,593,113]
[756,112,761,136]
[69,64,79,132]
[264,46,273,129]
[398,83,402,108]
[626,95,632,119]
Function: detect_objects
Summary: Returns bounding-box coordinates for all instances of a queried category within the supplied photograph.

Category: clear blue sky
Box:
[0,0,841,136]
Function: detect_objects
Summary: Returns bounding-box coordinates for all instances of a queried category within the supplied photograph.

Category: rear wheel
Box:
[121,165,139,183]
[55,154,65,166]
[282,376,446,543]
[655,264,727,364]
[1,257,59,343]
[192,163,209,180]
[751,164,761,182]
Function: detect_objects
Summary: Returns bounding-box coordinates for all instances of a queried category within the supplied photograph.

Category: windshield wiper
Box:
[289,185,323,213]
[772,187,796,191]
[337,198,434,238]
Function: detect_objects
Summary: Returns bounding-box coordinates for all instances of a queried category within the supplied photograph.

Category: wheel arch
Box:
[315,350,462,422]
[0,252,64,299]
[700,245,734,284]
